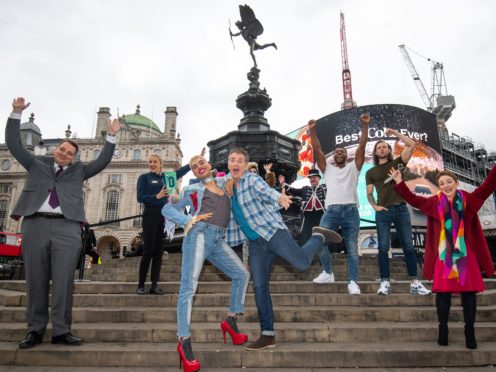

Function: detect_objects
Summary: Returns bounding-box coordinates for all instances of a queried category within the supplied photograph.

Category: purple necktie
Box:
[48,166,64,209]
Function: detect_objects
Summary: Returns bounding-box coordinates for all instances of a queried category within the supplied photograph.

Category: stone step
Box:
[0,368,490,372]
[2,305,496,323]
[2,280,495,295]
[88,264,410,275]
[2,322,496,344]
[3,291,496,308]
[0,341,495,368]
[97,254,409,268]
[85,272,415,282]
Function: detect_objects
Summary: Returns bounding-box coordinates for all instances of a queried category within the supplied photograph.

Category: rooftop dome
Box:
[123,105,161,133]
[20,113,41,135]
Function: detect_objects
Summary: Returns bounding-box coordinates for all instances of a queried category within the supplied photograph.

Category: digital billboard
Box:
[314,104,444,228]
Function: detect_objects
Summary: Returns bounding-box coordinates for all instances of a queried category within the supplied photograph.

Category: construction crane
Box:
[398,44,455,130]
[340,12,356,110]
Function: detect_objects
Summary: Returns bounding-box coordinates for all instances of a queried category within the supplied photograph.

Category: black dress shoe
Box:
[19,331,43,349]
[149,287,165,295]
[51,332,83,345]
[136,287,146,295]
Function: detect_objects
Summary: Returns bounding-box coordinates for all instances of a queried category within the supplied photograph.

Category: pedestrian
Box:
[6,97,120,348]
[390,166,496,349]
[136,153,192,295]
[365,130,431,296]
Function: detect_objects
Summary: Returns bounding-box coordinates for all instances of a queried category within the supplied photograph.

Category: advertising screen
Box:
[313,104,444,228]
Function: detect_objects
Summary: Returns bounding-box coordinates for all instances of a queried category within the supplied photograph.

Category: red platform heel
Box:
[221,317,248,345]
[177,338,201,372]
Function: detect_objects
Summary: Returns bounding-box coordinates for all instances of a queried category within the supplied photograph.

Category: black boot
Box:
[438,324,449,346]
[461,292,477,350]
[464,326,477,349]
[436,292,451,346]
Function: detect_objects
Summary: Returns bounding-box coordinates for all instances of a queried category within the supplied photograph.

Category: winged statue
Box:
[229,4,277,67]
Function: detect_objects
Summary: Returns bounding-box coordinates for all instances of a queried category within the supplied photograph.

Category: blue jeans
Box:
[319,204,360,282]
[177,222,250,337]
[248,229,324,335]
[375,203,417,281]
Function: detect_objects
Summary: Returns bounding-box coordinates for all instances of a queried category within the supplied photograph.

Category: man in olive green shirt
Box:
[365,129,431,296]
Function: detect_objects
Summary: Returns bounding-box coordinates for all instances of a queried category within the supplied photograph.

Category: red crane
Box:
[340,12,356,110]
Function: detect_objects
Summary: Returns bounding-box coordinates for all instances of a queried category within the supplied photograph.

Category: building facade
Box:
[0,105,184,262]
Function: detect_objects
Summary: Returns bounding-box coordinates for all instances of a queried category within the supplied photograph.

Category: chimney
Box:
[164,107,177,139]
[96,107,111,138]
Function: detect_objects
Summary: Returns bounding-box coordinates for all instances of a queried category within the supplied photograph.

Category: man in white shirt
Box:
[308,114,370,294]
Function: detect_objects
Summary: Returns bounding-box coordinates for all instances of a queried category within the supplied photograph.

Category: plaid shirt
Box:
[226,172,287,246]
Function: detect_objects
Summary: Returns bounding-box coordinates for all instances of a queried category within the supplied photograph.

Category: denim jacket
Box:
[161,177,227,226]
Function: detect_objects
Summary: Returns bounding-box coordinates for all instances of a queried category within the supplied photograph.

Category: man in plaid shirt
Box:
[226,147,341,350]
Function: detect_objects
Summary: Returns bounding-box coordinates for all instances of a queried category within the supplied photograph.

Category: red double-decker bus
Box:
[0,231,22,264]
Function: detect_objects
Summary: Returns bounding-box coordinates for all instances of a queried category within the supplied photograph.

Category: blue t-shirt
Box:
[231,188,260,240]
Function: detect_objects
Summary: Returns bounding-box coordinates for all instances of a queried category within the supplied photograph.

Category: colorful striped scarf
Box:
[437,190,468,284]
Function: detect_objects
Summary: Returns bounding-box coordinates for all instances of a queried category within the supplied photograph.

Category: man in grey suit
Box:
[6,97,121,348]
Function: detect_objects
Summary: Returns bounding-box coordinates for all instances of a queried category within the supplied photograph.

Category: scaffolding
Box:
[439,129,492,185]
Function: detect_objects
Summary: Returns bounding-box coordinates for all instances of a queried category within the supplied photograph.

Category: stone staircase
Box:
[0,253,495,371]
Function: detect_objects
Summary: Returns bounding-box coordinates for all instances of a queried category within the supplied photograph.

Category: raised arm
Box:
[385,128,415,164]
[278,174,303,196]
[471,164,496,202]
[308,119,326,172]
[84,118,120,179]
[5,97,35,169]
[355,114,370,170]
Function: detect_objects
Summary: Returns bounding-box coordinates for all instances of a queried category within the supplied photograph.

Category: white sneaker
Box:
[410,280,432,295]
[313,271,335,284]
[348,281,361,295]
[377,280,391,295]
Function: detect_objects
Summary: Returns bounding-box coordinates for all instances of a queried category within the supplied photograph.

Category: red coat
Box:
[394,168,496,282]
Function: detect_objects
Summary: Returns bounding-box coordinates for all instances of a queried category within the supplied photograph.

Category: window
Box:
[0,199,8,231]
[104,190,120,226]
[93,149,101,160]
[74,151,81,161]
[108,174,122,184]
[153,148,161,155]
[0,184,11,194]
[133,149,141,161]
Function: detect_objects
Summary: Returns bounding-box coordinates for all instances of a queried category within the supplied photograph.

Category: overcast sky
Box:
[1,0,496,166]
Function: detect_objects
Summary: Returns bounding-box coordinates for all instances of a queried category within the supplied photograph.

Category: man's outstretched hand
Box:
[12,97,30,114]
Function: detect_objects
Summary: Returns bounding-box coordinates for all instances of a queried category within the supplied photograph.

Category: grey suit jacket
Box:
[6,117,115,222]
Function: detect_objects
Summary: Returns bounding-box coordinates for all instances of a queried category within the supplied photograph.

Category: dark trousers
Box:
[300,210,324,244]
[138,205,165,288]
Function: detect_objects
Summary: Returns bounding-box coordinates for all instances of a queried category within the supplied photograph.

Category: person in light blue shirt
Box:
[225,147,342,351]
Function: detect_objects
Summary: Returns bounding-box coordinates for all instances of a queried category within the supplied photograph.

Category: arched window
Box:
[74,151,81,161]
[133,149,141,161]
[0,199,8,230]
[105,190,120,226]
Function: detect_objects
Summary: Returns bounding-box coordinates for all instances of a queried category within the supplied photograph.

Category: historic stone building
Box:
[0,105,184,262]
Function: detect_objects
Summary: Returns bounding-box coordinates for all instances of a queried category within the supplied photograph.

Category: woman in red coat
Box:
[389,166,496,349]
